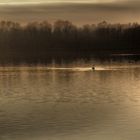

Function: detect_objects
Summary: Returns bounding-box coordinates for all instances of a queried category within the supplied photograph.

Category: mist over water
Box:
[0,61,140,140]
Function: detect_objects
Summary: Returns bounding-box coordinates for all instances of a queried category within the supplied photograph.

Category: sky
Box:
[0,0,117,4]
[0,0,140,25]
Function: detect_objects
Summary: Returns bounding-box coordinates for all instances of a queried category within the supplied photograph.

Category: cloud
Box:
[0,2,140,25]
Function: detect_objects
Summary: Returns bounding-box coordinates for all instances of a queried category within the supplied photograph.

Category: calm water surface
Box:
[0,63,140,140]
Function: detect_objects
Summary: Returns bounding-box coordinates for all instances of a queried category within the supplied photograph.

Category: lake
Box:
[0,62,140,140]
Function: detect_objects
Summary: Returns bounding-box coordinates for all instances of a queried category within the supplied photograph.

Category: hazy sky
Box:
[0,0,140,25]
[0,0,117,4]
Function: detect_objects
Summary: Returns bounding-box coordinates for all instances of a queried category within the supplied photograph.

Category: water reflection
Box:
[0,65,140,140]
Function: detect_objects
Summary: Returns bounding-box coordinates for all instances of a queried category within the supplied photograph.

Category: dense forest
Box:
[0,20,140,64]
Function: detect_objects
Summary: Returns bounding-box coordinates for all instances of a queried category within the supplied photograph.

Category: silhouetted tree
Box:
[0,20,140,64]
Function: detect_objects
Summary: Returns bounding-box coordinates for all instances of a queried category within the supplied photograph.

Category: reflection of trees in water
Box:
[0,20,140,64]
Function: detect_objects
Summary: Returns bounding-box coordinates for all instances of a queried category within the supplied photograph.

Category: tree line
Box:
[0,20,140,64]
